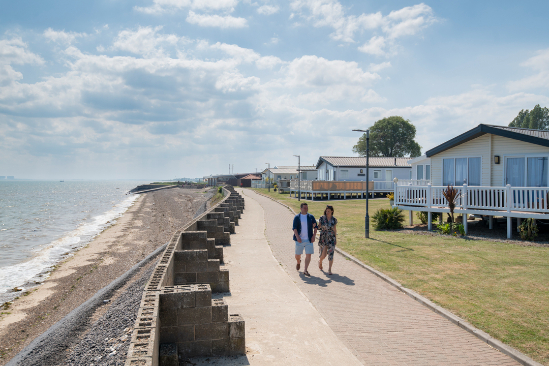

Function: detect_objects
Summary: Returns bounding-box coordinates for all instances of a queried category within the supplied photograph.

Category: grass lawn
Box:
[250,188,549,364]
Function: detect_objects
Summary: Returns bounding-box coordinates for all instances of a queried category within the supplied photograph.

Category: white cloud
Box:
[290,0,436,54]
[135,0,239,14]
[383,4,435,39]
[257,5,279,15]
[358,36,386,56]
[44,28,87,45]
[369,61,391,72]
[508,48,549,91]
[215,71,260,92]
[283,55,379,88]
[112,26,180,57]
[210,42,260,63]
[186,11,248,28]
[0,38,44,86]
[256,55,283,69]
[0,38,44,65]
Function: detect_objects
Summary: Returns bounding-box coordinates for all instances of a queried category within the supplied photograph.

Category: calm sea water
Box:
[0,180,148,305]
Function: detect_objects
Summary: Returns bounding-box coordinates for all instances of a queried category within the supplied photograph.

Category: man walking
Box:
[293,202,317,277]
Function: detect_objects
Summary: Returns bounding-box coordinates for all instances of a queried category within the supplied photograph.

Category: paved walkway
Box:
[206,187,363,365]
[239,189,520,366]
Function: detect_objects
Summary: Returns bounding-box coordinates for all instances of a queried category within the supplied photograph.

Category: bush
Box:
[417,211,440,224]
[218,186,223,194]
[519,218,538,241]
[373,207,404,230]
[386,193,394,201]
[437,222,465,236]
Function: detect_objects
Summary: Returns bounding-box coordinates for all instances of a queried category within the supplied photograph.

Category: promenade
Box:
[224,189,520,366]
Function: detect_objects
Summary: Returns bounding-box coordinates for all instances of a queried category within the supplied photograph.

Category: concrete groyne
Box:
[125,186,245,365]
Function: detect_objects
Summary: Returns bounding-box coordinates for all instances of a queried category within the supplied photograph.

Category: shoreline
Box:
[0,187,211,365]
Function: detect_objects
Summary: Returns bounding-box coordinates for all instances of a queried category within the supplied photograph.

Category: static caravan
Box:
[394,124,549,238]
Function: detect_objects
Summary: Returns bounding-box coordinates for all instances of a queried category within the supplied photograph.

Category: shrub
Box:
[437,222,465,236]
[519,218,538,241]
[373,207,404,230]
[417,211,440,224]
[218,186,223,194]
[386,193,394,201]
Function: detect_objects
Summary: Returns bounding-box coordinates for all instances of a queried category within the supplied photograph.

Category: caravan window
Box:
[443,157,481,186]
[425,165,431,180]
[417,165,423,180]
[505,156,548,187]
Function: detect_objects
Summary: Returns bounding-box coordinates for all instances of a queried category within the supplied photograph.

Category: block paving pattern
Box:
[243,189,520,366]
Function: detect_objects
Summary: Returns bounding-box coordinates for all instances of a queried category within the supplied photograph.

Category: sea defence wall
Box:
[125,186,245,366]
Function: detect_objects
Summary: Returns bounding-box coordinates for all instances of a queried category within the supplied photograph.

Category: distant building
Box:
[7,176,14,180]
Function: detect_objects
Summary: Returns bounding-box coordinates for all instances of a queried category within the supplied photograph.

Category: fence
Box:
[395,184,549,213]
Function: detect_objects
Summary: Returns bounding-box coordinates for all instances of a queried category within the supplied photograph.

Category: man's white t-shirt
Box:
[299,214,309,241]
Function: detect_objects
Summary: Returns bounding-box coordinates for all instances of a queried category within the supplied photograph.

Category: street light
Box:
[265,163,270,192]
[352,129,370,238]
[294,155,300,201]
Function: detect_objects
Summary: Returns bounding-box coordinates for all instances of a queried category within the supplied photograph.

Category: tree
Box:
[353,116,421,157]
[509,104,549,130]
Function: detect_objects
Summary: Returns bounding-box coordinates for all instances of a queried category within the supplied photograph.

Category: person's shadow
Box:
[299,272,355,286]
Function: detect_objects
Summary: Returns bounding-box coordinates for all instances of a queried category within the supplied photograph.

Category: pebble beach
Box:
[0,187,213,365]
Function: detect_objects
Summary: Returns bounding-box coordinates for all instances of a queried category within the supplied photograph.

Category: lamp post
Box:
[294,155,300,201]
[352,129,370,238]
[265,163,270,192]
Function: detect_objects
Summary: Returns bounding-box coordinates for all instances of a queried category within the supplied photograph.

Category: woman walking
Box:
[318,205,337,275]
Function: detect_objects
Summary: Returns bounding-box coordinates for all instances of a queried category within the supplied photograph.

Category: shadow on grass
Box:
[369,238,414,252]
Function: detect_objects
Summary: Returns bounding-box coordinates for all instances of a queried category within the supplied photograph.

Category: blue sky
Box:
[1,0,548,179]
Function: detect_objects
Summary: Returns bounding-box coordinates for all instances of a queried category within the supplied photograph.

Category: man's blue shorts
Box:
[295,239,314,255]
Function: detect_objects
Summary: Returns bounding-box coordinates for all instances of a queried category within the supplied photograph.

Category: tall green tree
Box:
[353,116,421,157]
[508,104,549,129]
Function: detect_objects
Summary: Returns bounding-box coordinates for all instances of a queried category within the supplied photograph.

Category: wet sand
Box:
[0,187,212,365]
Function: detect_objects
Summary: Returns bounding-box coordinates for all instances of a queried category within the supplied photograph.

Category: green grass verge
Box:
[250,188,549,364]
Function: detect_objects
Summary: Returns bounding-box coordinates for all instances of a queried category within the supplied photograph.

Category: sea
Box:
[0,180,149,305]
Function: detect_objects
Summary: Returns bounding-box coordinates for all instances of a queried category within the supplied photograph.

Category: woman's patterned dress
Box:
[318,215,337,261]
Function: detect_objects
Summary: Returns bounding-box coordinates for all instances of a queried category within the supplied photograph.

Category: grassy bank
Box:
[250,188,549,364]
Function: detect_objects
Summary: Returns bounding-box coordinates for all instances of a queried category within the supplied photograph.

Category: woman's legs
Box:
[319,245,328,270]
[327,244,335,274]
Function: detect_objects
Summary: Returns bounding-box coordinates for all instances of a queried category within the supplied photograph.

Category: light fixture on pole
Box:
[294,155,300,201]
[352,129,370,238]
[265,163,270,192]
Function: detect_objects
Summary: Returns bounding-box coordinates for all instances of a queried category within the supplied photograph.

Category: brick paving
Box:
[241,189,520,366]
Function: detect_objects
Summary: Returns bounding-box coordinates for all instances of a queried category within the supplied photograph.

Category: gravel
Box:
[65,263,156,366]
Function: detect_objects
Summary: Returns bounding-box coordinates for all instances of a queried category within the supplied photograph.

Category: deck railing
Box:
[395,184,549,213]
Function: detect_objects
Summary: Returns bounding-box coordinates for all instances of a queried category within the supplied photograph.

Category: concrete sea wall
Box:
[125,186,246,366]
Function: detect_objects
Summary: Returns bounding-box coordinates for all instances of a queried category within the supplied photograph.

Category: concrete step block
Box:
[125,356,154,366]
[207,259,220,272]
[159,343,178,366]
[214,246,224,263]
[212,338,229,356]
[195,284,212,307]
[178,306,212,326]
[212,299,228,322]
[195,322,228,341]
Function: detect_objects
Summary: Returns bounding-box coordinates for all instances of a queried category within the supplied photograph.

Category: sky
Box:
[1,0,549,180]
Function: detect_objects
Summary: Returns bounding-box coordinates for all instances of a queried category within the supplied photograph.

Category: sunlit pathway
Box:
[241,189,519,366]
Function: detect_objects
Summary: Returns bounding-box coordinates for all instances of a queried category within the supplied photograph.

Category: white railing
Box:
[395,179,431,186]
[290,180,313,191]
[373,181,394,191]
[395,184,549,213]
[251,181,271,189]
